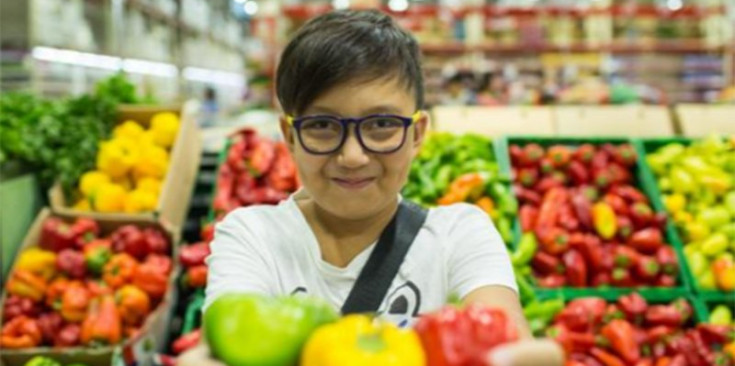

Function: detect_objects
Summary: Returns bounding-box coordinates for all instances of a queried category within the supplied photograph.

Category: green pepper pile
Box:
[403,133,517,246]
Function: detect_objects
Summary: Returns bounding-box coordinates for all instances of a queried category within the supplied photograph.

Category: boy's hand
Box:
[177,343,225,366]
[487,339,564,366]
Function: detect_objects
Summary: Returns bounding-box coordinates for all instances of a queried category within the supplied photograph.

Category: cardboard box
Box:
[49,105,202,230]
[553,105,675,137]
[0,208,179,366]
[675,104,735,137]
[431,106,556,137]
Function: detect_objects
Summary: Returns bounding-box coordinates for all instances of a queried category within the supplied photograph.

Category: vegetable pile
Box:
[404,133,517,246]
[204,294,518,366]
[646,135,735,291]
[1,217,172,349]
[509,142,679,288]
[22,356,88,366]
[70,114,180,213]
[541,293,735,366]
[212,128,299,220]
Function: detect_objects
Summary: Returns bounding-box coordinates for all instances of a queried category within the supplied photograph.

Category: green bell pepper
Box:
[516,274,535,305]
[24,357,62,366]
[511,233,538,267]
[204,293,338,366]
[686,251,709,276]
[523,299,565,327]
[709,305,733,325]
[490,182,518,215]
[698,268,717,290]
[725,192,735,216]
[433,165,453,194]
[670,168,696,194]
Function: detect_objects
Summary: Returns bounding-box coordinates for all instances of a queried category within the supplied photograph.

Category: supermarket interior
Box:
[1,0,735,365]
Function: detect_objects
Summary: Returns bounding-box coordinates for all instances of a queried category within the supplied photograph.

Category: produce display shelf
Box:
[207,138,233,223]
[633,137,734,300]
[181,289,206,336]
[495,135,692,299]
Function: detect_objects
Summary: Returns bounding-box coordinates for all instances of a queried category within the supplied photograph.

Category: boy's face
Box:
[280,77,428,220]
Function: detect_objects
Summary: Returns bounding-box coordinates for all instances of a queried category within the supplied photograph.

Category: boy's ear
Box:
[412,110,429,150]
[279,115,296,152]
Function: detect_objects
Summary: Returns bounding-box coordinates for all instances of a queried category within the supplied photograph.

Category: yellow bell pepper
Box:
[685,221,711,242]
[136,177,162,196]
[73,199,92,211]
[16,248,57,281]
[673,211,694,225]
[97,139,139,179]
[123,189,158,213]
[301,315,425,366]
[663,194,686,214]
[725,341,735,361]
[79,171,111,198]
[113,121,145,140]
[92,183,127,212]
[150,112,180,149]
[133,144,169,180]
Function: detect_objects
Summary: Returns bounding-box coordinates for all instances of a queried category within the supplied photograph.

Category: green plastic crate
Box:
[694,292,735,325]
[180,289,206,335]
[634,137,734,299]
[497,136,691,298]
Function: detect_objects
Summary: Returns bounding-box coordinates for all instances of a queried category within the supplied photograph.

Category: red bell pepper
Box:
[591,150,610,171]
[617,293,648,325]
[249,139,276,176]
[571,190,594,230]
[656,245,679,276]
[696,324,732,345]
[555,298,607,332]
[518,167,539,188]
[607,163,633,185]
[265,143,298,192]
[629,228,664,254]
[558,203,580,231]
[111,225,149,260]
[603,194,629,217]
[652,212,668,231]
[0,315,42,349]
[614,245,640,269]
[519,143,545,167]
[603,304,625,324]
[590,347,626,366]
[635,359,653,366]
[509,144,523,166]
[540,157,555,174]
[132,260,169,299]
[601,319,640,364]
[103,253,139,289]
[645,305,684,327]
[143,254,172,275]
[571,234,604,271]
[414,305,518,366]
[2,295,42,322]
[37,312,63,344]
[200,222,215,242]
[538,274,566,288]
[548,146,572,168]
[592,272,612,287]
[142,228,169,255]
[54,323,81,347]
[61,281,91,323]
[630,203,654,229]
[635,255,661,282]
[213,164,236,212]
[574,144,596,165]
[56,249,87,279]
[611,268,635,287]
[547,324,607,354]
[179,242,211,268]
[593,169,613,190]
[184,265,208,288]
[568,161,590,185]
[536,188,568,230]
[612,144,637,167]
[513,184,541,205]
[39,217,75,252]
[71,217,100,249]
[563,250,588,287]
[519,205,539,232]
[86,279,113,298]
[537,227,570,255]
[226,136,248,172]
[532,251,564,275]
[656,275,677,287]
[646,325,677,344]
[535,177,563,194]
[570,353,604,366]
[671,299,692,323]
[172,329,203,355]
[45,277,69,309]
[616,216,634,241]
[610,185,649,204]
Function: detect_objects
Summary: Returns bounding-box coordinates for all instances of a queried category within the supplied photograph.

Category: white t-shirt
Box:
[204,195,517,327]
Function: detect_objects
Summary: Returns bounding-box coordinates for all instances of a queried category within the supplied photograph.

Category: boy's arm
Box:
[462,285,531,339]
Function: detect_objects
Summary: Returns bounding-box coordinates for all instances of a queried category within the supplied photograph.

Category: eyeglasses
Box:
[286,111,421,155]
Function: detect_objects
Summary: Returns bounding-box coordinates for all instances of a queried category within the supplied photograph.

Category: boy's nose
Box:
[337,131,370,169]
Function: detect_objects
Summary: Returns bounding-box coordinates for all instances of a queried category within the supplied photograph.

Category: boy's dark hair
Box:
[276,10,424,115]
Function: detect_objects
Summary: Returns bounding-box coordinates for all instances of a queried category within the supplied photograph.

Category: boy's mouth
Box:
[332,177,375,189]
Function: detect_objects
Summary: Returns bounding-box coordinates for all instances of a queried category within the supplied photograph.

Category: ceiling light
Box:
[243,1,258,15]
[388,0,408,12]
[332,0,349,10]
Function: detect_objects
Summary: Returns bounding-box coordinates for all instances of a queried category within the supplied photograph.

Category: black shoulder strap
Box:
[341,200,428,315]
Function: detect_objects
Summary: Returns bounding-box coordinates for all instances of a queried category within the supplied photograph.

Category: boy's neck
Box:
[298,198,398,268]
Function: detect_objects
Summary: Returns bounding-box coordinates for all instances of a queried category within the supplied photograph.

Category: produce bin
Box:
[695,292,735,327]
[49,105,202,232]
[552,106,674,137]
[207,138,233,222]
[634,137,735,299]
[675,104,735,137]
[496,136,691,300]
[0,208,180,366]
[431,106,556,137]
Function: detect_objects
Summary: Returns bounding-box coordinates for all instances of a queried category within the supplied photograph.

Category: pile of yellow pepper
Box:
[72,113,180,213]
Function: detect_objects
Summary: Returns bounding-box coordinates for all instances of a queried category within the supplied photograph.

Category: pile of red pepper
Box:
[1,216,172,349]
[212,128,299,220]
[510,142,679,288]
[547,293,735,366]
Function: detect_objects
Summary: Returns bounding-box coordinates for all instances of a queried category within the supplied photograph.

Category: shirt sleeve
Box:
[446,204,518,299]
[203,209,276,313]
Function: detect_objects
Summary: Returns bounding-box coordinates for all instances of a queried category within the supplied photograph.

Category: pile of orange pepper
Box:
[1,216,172,349]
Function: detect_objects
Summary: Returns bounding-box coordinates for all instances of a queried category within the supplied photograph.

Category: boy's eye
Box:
[363,117,403,129]
[302,118,339,130]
